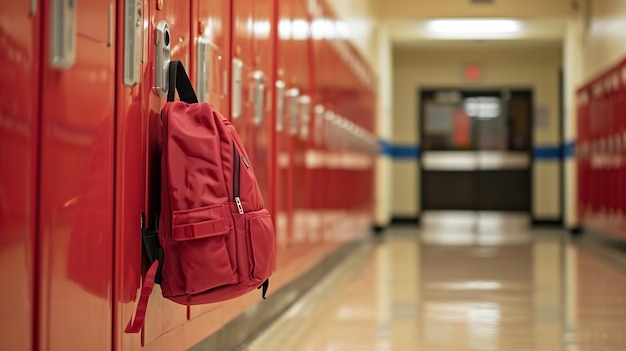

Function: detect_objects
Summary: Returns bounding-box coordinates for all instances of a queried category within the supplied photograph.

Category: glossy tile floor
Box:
[242,223,626,351]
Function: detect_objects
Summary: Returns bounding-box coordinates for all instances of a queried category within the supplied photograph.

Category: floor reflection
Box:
[244,224,626,351]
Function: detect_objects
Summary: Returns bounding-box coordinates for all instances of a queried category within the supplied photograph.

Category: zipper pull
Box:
[235,196,244,214]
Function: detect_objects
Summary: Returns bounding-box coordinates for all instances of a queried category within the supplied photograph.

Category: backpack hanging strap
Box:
[167,60,199,103]
[125,259,159,333]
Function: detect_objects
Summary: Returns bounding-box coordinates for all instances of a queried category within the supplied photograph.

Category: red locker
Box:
[578,87,590,223]
[615,59,626,232]
[114,0,147,348]
[0,1,39,350]
[607,70,620,226]
[287,0,313,246]
[309,1,332,243]
[142,0,192,345]
[192,0,231,115]
[38,0,115,350]
[114,0,195,347]
[249,0,277,229]
[275,0,295,248]
[589,79,601,221]
[231,0,254,143]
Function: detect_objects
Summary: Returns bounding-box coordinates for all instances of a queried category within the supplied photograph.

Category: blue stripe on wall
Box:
[533,146,562,160]
[379,141,573,160]
[379,140,420,159]
[563,141,576,158]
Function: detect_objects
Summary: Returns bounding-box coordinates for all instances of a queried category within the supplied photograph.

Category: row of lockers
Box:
[576,57,626,239]
[0,0,376,350]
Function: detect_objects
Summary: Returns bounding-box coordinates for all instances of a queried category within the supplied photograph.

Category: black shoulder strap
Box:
[167,60,199,103]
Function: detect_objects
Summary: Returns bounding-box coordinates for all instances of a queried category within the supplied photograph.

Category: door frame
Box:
[418,87,535,219]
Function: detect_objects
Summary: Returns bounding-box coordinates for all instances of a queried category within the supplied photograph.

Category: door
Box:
[420,89,532,225]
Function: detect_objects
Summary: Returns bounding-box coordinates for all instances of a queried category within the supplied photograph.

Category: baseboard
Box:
[188,239,364,351]
[531,218,563,227]
[372,224,386,235]
[569,226,583,236]
[390,216,420,225]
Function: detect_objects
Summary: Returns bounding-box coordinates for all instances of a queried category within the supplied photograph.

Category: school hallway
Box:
[243,221,626,351]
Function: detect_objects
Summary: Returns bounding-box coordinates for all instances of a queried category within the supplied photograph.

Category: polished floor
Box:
[242,223,626,351]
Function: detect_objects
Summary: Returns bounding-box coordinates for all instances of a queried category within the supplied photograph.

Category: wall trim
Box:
[533,146,562,160]
[531,218,564,227]
[563,140,576,158]
[390,216,421,225]
[380,141,573,161]
[380,140,420,159]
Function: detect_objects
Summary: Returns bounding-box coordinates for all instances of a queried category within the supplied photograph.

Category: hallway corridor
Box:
[243,225,626,351]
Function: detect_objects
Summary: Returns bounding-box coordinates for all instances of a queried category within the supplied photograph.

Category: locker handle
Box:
[298,95,311,141]
[124,0,143,86]
[196,37,211,102]
[154,21,171,97]
[253,71,265,126]
[324,111,335,149]
[287,88,300,136]
[275,81,285,132]
[50,0,77,70]
[314,104,324,146]
[232,59,243,119]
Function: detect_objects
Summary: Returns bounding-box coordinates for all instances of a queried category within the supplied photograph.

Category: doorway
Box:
[420,89,533,227]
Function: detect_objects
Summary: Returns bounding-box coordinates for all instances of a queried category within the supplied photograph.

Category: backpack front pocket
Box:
[244,209,276,282]
[172,205,238,293]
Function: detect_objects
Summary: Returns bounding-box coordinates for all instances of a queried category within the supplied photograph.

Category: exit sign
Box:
[464,64,482,81]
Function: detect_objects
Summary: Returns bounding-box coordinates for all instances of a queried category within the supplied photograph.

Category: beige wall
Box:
[579,0,626,80]
[392,44,562,218]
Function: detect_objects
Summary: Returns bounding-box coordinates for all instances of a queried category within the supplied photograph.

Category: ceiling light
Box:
[427,19,521,34]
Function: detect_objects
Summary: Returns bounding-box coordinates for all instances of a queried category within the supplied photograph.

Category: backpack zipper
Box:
[233,143,244,214]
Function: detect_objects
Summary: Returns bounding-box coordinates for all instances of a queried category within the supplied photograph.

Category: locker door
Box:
[290,0,312,244]
[193,0,231,114]
[114,0,148,349]
[231,0,255,146]
[607,71,619,224]
[615,60,626,228]
[309,1,326,243]
[249,0,277,223]
[0,1,39,350]
[142,0,192,345]
[275,0,294,248]
[589,83,599,219]
[39,0,115,350]
[578,88,590,222]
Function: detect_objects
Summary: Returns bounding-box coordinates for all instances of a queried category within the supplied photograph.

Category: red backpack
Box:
[127,61,276,333]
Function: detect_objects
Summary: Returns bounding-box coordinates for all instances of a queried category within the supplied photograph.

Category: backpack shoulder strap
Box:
[167,60,199,103]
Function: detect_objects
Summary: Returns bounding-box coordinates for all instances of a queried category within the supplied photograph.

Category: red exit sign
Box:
[465,64,482,81]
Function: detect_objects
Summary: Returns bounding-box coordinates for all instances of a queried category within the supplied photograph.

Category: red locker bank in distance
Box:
[577,58,626,241]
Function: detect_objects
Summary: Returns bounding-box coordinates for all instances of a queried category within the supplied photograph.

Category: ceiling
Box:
[375,0,575,46]
[373,0,574,20]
